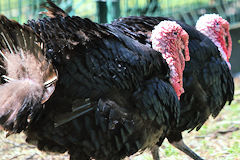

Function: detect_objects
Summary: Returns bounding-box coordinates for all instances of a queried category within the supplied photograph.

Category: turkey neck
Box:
[212,27,232,69]
[161,40,185,98]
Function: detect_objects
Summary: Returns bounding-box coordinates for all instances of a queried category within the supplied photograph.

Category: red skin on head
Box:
[151,21,190,99]
[218,21,232,60]
[213,19,232,64]
[196,14,232,69]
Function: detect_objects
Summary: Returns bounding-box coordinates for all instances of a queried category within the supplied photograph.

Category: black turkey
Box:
[42,3,234,159]
[0,8,189,160]
[109,15,234,160]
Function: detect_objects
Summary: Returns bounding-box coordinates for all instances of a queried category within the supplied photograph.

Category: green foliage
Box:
[0,0,238,24]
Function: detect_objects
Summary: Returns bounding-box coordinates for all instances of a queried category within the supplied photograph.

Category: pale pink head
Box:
[151,21,190,99]
[196,14,232,69]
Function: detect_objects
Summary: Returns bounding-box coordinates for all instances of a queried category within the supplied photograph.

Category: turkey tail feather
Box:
[0,80,43,135]
[40,0,68,18]
[0,15,58,134]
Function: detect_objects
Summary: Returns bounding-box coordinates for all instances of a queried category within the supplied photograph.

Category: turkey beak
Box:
[223,22,232,60]
[181,31,190,61]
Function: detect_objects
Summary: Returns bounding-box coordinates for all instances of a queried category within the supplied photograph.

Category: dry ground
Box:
[0,78,240,160]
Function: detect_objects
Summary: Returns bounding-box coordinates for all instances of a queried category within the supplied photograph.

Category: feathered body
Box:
[110,15,234,133]
[0,13,181,160]
[109,15,234,159]
[0,1,233,159]
[27,16,180,160]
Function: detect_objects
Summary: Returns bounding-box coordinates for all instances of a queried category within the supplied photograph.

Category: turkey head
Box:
[196,14,232,69]
[151,21,190,99]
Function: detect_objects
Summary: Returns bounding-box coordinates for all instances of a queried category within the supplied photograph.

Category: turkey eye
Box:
[216,22,219,26]
[173,32,178,35]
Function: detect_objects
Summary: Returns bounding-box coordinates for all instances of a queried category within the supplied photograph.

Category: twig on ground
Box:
[212,126,239,138]
[195,126,239,139]
[26,153,38,160]
[9,154,26,160]
[215,126,239,135]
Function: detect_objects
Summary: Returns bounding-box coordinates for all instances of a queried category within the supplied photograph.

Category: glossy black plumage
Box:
[108,16,234,159]
[0,14,181,160]
[109,16,234,131]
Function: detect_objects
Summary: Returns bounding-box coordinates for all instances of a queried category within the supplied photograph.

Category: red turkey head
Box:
[196,14,232,69]
[150,21,190,99]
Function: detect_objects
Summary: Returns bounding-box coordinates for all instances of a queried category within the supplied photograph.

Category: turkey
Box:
[0,6,191,160]
[40,3,234,158]
[109,15,234,160]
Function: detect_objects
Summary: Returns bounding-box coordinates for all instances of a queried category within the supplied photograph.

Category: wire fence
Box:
[0,0,97,24]
[0,0,42,23]
[122,0,240,27]
[0,0,240,26]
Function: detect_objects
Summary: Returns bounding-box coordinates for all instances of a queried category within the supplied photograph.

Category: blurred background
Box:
[0,1,240,160]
